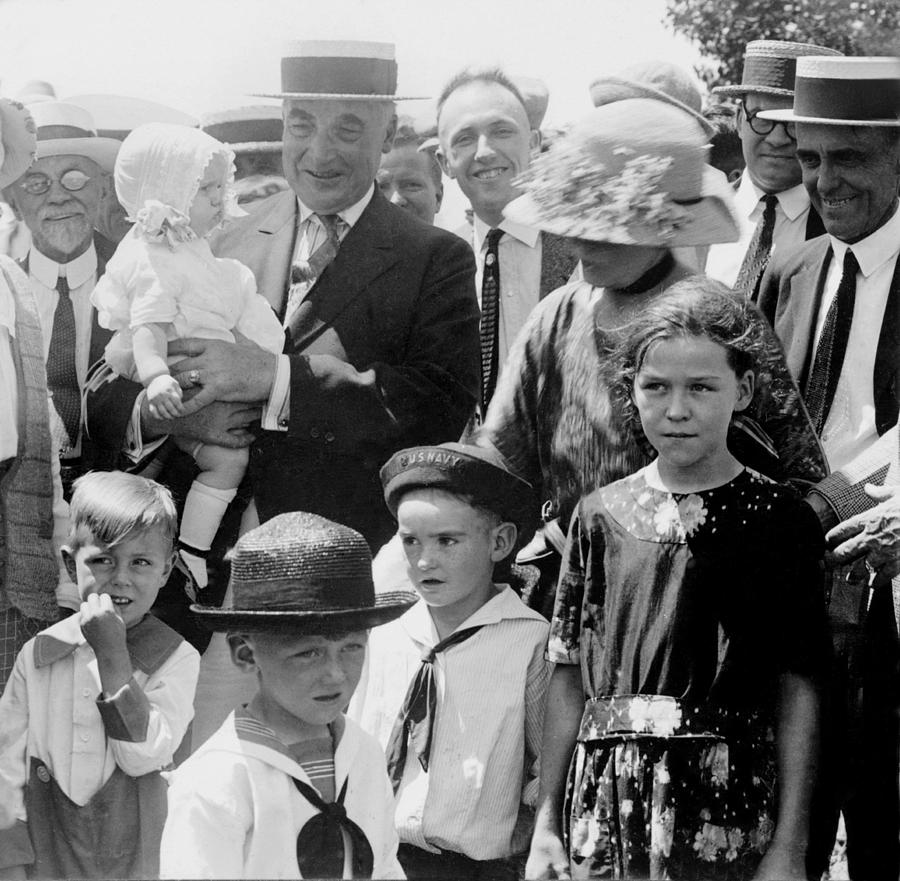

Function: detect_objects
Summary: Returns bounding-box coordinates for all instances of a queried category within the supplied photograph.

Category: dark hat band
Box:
[795,76,900,122]
[231,576,375,612]
[282,56,398,96]
[204,117,284,145]
[742,55,797,93]
[37,124,94,140]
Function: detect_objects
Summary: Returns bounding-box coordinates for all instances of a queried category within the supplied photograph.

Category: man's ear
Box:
[529,128,541,158]
[434,182,444,214]
[3,187,22,220]
[227,634,257,672]
[382,113,398,154]
[490,521,518,563]
[436,147,453,180]
[61,546,78,584]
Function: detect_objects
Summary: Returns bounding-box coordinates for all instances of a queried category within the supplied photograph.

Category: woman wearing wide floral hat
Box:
[477,98,828,618]
[0,97,76,694]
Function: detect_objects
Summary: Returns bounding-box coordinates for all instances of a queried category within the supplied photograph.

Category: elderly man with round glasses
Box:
[702,40,842,299]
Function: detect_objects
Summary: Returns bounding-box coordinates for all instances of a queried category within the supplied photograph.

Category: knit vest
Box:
[0,258,59,619]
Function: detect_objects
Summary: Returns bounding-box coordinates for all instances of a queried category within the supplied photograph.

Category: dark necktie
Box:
[734,194,778,300]
[480,228,503,413]
[285,213,342,323]
[805,248,860,434]
[292,776,374,879]
[384,625,483,793]
[46,274,80,449]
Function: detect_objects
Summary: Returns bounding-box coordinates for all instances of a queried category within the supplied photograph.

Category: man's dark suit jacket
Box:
[87,188,481,550]
[757,234,900,440]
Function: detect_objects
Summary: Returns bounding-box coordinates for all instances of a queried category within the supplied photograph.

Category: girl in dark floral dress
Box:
[526,279,829,881]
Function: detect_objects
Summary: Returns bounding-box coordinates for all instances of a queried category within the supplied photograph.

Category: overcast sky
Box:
[0,0,705,225]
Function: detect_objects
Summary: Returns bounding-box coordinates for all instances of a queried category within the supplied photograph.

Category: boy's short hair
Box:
[68,471,178,551]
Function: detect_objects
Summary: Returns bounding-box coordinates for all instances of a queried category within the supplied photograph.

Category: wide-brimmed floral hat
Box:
[503,98,740,247]
[0,98,37,188]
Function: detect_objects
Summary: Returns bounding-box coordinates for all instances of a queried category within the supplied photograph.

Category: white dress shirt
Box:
[351,587,550,861]
[472,213,543,370]
[704,172,813,287]
[814,205,900,471]
[27,244,98,455]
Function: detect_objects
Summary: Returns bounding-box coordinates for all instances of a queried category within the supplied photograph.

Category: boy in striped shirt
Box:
[353,442,551,880]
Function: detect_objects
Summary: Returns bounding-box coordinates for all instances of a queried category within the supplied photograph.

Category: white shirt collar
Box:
[473,211,540,250]
[739,171,810,222]
[830,201,900,278]
[29,241,98,290]
[295,183,374,228]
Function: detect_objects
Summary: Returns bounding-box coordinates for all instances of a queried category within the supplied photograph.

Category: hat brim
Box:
[759,107,900,126]
[229,141,283,153]
[590,77,715,136]
[0,99,37,189]
[190,590,417,632]
[252,92,427,102]
[504,166,740,247]
[35,137,120,172]
[712,85,795,98]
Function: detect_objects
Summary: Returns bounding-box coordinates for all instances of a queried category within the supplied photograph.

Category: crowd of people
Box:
[0,32,898,881]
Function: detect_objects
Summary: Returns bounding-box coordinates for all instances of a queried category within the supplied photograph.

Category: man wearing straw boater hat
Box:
[756,55,900,880]
[86,40,480,553]
[703,40,842,297]
[2,100,121,495]
[0,97,76,692]
[161,511,415,878]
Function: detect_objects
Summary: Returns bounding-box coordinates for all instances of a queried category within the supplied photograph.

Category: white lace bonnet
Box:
[114,122,244,244]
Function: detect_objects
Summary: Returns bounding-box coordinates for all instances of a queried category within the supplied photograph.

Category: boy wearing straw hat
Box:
[160,512,415,879]
[352,442,550,880]
[756,55,900,880]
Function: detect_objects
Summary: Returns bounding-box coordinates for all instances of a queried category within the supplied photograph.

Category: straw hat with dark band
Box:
[713,40,843,99]
[760,56,900,127]
[254,40,426,101]
[191,512,416,632]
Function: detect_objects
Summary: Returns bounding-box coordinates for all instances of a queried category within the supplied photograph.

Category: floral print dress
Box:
[549,466,828,879]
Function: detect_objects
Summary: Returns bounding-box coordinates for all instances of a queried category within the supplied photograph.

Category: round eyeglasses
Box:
[742,105,797,140]
[18,169,94,196]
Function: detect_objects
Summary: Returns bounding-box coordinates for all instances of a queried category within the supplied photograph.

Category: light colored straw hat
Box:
[29,101,120,172]
[0,98,37,188]
[504,98,740,247]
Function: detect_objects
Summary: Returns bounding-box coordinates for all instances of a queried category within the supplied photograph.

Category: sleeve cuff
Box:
[0,820,33,869]
[96,678,151,742]
[124,390,169,463]
[261,354,290,432]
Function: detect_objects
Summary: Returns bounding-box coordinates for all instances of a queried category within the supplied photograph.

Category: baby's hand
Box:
[80,592,128,657]
[147,374,184,419]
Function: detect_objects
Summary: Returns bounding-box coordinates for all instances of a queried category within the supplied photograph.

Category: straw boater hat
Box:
[66,94,198,141]
[504,98,740,247]
[27,100,120,172]
[254,40,426,101]
[202,105,283,154]
[381,442,536,530]
[713,40,843,98]
[0,98,37,188]
[760,56,900,127]
[589,60,715,136]
[191,512,416,632]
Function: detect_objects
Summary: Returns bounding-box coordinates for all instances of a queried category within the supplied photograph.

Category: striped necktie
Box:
[804,248,859,434]
[480,228,503,413]
[46,274,80,450]
[285,213,342,325]
[384,625,483,793]
[734,194,778,300]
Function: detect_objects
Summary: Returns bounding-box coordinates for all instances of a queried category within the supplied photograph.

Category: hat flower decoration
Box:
[113,123,246,249]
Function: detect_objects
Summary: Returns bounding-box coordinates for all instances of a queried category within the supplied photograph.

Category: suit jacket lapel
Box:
[873,254,900,434]
[286,190,397,351]
[785,241,832,387]
[89,233,114,365]
[250,192,299,318]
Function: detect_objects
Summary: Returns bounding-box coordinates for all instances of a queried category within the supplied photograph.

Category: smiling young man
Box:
[703,40,842,298]
[757,55,900,881]
[2,101,120,495]
[436,68,577,418]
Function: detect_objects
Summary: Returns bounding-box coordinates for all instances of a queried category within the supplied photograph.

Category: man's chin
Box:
[37,224,93,258]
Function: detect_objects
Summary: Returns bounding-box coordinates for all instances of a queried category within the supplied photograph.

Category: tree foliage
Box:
[665,0,900,89]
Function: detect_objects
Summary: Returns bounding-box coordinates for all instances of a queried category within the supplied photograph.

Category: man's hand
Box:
[167,338,278,416]
[141,397,261,449]
[826,483,900,579]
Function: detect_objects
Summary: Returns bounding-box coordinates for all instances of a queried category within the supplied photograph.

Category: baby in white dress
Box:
[92,123,284,588]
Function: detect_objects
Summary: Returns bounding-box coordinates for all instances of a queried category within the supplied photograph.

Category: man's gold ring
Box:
[188,369,200,385]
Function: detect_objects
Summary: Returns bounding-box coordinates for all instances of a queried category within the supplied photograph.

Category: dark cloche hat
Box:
[381,442,535,529]
[192,512,416,632]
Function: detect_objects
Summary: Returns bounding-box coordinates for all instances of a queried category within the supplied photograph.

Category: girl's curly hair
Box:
[608,276,782,456]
